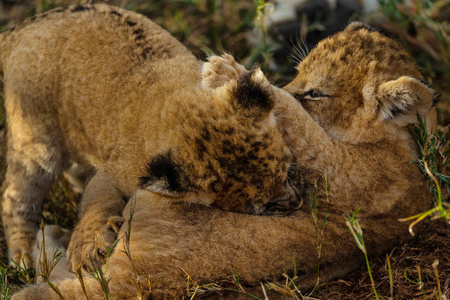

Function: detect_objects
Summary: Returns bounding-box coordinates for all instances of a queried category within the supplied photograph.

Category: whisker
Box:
[290,33,309,65]
[288,52,302,65]
[296,39,307,60]
[300,33,309,55]
[289,37,304,63]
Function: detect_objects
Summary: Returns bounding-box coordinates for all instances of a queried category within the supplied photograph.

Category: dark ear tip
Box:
[345,21,379,33]
[140,152,185,194]
[250,64,261,72]
[138,176,149,188]
[234,68,274,113]
[415,78,441,105]
[432,93,441,106]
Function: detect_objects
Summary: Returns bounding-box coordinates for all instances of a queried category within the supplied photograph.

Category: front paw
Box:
[8,243,34,270]
[5,227,37,269]
[67,215,124,272]
[201,54,247,89]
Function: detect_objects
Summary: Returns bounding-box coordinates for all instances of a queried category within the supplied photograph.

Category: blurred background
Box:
[2,0,448,123]
[0,0,448,299]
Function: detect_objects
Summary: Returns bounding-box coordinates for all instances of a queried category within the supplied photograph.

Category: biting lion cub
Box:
[0,4,300,269]
[12,22,438,299]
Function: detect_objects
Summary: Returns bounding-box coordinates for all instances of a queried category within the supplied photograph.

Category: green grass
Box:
[35,221,64,299]
[378,0,449,63]
[0,267,12,300]
[345,209,380,300]
[307,176,329,296]
[400,117,449,235]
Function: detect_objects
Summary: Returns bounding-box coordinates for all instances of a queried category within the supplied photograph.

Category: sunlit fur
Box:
[0,4,297,270]
[13,22,438,299]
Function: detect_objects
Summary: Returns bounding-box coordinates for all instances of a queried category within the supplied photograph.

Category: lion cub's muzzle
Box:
[264,178,303,213]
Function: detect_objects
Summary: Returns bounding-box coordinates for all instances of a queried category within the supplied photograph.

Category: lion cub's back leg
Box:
[2,85,68,268]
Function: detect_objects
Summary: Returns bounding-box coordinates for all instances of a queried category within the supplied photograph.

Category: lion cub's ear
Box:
[377,76,439,127]
[232,67,275,118]
[344,21,378,33]
[139,152,189,197]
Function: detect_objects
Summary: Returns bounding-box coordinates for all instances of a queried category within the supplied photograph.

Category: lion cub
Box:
[205,23,438,219]
[0,4,300,269]
[12,23,439,300]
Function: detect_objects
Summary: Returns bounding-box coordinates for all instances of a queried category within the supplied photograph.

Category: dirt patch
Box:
[315,220,449,299]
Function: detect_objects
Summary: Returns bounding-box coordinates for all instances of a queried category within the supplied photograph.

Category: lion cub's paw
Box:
[9,246,34,270]
[67,215,124,272]
[202,54,247,89]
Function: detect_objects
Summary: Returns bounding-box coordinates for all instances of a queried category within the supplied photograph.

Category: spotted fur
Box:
[0,4,300,271]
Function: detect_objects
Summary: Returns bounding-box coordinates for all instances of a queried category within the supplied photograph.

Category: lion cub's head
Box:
[285,22,439,143]
[139,68,301,214]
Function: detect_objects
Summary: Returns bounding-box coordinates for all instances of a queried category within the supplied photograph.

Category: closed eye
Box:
[303,89,329,100]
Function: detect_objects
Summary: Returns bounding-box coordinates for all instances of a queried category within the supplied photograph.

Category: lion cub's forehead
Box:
[175,104,289,181]
[297,28,421,88]
[182,114,285,163]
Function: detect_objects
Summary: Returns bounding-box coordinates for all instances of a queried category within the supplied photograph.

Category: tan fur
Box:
[12,23,436,299]
[279,23,437,218]
[0,4,299,269]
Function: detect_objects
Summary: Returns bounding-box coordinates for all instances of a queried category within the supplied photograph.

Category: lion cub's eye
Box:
[303,89,328,99]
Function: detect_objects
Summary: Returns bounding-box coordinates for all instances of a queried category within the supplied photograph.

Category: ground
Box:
[0,0,448,299]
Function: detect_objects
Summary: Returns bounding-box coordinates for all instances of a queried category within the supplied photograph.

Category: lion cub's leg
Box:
[66,171,125,273]
[201,54,247,89]
[2,88,67,268]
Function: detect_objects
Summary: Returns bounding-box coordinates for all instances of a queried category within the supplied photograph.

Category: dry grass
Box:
[0,0,448,299]
[316,220,449,300]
